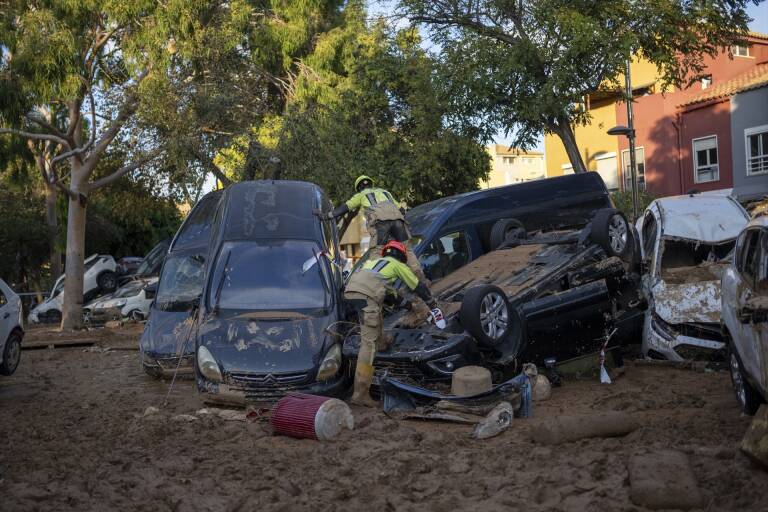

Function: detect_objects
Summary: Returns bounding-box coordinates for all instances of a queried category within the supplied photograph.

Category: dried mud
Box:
[2,329,768,511]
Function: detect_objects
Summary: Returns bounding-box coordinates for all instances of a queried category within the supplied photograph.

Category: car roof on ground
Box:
[653,193,749,242]
[222,180,326,241]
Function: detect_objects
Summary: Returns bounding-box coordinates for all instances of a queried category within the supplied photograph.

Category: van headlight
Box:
[316,344,342,381]
[197,345,223,383]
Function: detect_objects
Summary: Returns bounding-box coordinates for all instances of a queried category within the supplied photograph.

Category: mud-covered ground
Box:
[1,327,767,511]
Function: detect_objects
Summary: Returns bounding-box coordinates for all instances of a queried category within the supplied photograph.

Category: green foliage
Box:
[611,189,656,220]
[399,0,759,158]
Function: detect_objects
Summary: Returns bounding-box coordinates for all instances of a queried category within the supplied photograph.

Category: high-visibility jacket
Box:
[345,256,419,302]
[345,187,404,223]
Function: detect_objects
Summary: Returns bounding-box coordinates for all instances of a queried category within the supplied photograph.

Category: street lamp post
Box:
[608,58,640,221]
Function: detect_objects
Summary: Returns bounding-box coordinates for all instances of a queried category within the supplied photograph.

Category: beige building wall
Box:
[482,144,545,188]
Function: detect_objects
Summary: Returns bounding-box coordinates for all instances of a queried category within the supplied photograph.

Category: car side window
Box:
[758,230,768,291]
[0,290,6,307]
[641,212,657,258]
[741,229,761,286]
[419,231,470,280]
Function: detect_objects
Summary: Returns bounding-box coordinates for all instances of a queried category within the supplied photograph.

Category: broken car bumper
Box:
[643,313,725,361]
[141,352,195,378]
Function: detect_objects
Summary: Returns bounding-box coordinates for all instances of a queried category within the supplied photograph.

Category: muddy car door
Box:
[728,227,768,392]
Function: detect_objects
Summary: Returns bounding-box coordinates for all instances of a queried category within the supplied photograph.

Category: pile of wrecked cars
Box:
[140,173,647,406]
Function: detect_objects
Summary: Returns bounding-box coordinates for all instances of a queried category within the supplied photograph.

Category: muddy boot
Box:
[350,363,378,408]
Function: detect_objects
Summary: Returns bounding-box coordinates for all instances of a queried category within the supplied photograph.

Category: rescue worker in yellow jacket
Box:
[344,240,440,406]
[324,175,423,279]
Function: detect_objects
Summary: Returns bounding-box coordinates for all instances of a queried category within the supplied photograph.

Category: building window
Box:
[621,147,646,191]
[701,75,712,89]
[502,156,515,165]
[561,163,574,175]
[732,45,750,57]
[746,125,768,176]
[692,136,719,183]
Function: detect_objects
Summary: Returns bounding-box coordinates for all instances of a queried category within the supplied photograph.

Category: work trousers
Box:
[345,292,384,368]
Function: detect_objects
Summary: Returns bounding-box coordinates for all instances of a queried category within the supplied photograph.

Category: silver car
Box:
[722,216,768,415]
[0,279,24,376]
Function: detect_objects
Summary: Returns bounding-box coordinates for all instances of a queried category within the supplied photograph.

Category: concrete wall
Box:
[731,87,768,201]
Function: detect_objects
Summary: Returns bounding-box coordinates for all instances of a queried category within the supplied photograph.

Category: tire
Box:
[128,309,145,321]
[729,349,763,415]
[589,209,631,258]
[490,218,526,250]
[0,331,22,376]
[460,285,516,348]
[97,270,118,292]
[44,310,62,324]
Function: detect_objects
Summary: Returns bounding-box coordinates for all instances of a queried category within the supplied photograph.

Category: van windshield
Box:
[209,240,329,313]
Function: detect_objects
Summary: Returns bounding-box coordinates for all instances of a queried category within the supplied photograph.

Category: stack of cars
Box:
[84,277,158,324]
[29,254,119,324]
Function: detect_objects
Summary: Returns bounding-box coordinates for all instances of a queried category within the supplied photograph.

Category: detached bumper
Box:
[643,314,725,361]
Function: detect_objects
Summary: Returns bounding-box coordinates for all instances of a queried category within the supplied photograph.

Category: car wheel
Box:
[729,350,763,415]
[0,331,22,376]
[490,218,526,250]
[97,271,118,292]
[590,208,631,258]
[129,309,145,321]
[460,285,517,348]
[45,310,62,324]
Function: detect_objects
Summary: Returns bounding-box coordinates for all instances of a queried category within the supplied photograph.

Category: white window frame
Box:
[732,45,751,57]
[621,146,646,191]
[502,156,515,165]
[745,124,768,176]
[692,135,720,184]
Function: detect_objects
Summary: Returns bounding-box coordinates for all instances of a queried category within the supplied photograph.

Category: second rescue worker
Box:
[344,240,444,406]
[323,175,424,278]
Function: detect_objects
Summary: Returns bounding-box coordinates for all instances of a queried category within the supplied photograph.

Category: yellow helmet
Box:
[354,175,374,191]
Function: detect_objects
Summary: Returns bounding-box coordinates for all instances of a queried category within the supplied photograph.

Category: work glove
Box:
[397,296,413,311]
[312,208,333,220]
[427,306,446,330]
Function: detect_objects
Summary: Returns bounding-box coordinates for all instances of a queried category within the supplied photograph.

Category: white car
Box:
[0,279,24,376]
[722,216,768,414]
[84,277,158,324]
[636,193,750,361]
[29,254,118,324]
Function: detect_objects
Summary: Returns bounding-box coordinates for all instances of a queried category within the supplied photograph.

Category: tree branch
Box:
[0,127,70,147]
[25,113,67,141]
[90,148,162,190]
[191,145,233,187]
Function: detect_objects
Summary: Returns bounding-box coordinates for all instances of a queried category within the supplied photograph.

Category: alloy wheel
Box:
[6,338,20,371]
[608,214,628,254]
[479,292,509,340]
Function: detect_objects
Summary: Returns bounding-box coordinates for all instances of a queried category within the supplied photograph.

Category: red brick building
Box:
[615,32,768,198]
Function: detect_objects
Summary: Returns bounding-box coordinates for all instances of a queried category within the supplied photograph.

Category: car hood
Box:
[652,279,721,324]
[197,312,334,374]
[140,309,195,357]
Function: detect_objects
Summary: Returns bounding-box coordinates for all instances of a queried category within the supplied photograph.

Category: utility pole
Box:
[624,58,639,221]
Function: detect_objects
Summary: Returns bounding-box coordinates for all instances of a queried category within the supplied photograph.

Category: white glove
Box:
[427,307,446,329]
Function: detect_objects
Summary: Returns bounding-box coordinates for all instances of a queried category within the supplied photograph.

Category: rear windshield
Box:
[209,240,329,312]
[114,280,147,298]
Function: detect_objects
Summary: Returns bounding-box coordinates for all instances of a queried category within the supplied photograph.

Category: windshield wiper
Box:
[212,251,232,316]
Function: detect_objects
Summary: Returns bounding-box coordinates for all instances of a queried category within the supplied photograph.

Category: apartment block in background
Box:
[482,144,545,188]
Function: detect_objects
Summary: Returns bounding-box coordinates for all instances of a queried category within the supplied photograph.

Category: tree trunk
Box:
[556,116,588,174]
[60,167,88,330]
[44,185,62,280]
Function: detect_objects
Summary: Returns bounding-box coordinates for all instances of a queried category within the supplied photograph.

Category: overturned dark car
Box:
[140,190,222,377]
[343,173,644,387]
[194,181,349,404]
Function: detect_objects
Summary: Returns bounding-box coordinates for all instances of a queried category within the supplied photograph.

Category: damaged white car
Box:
[84,277,158,324]
[723,216,768,414]
[637,193,749,361]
